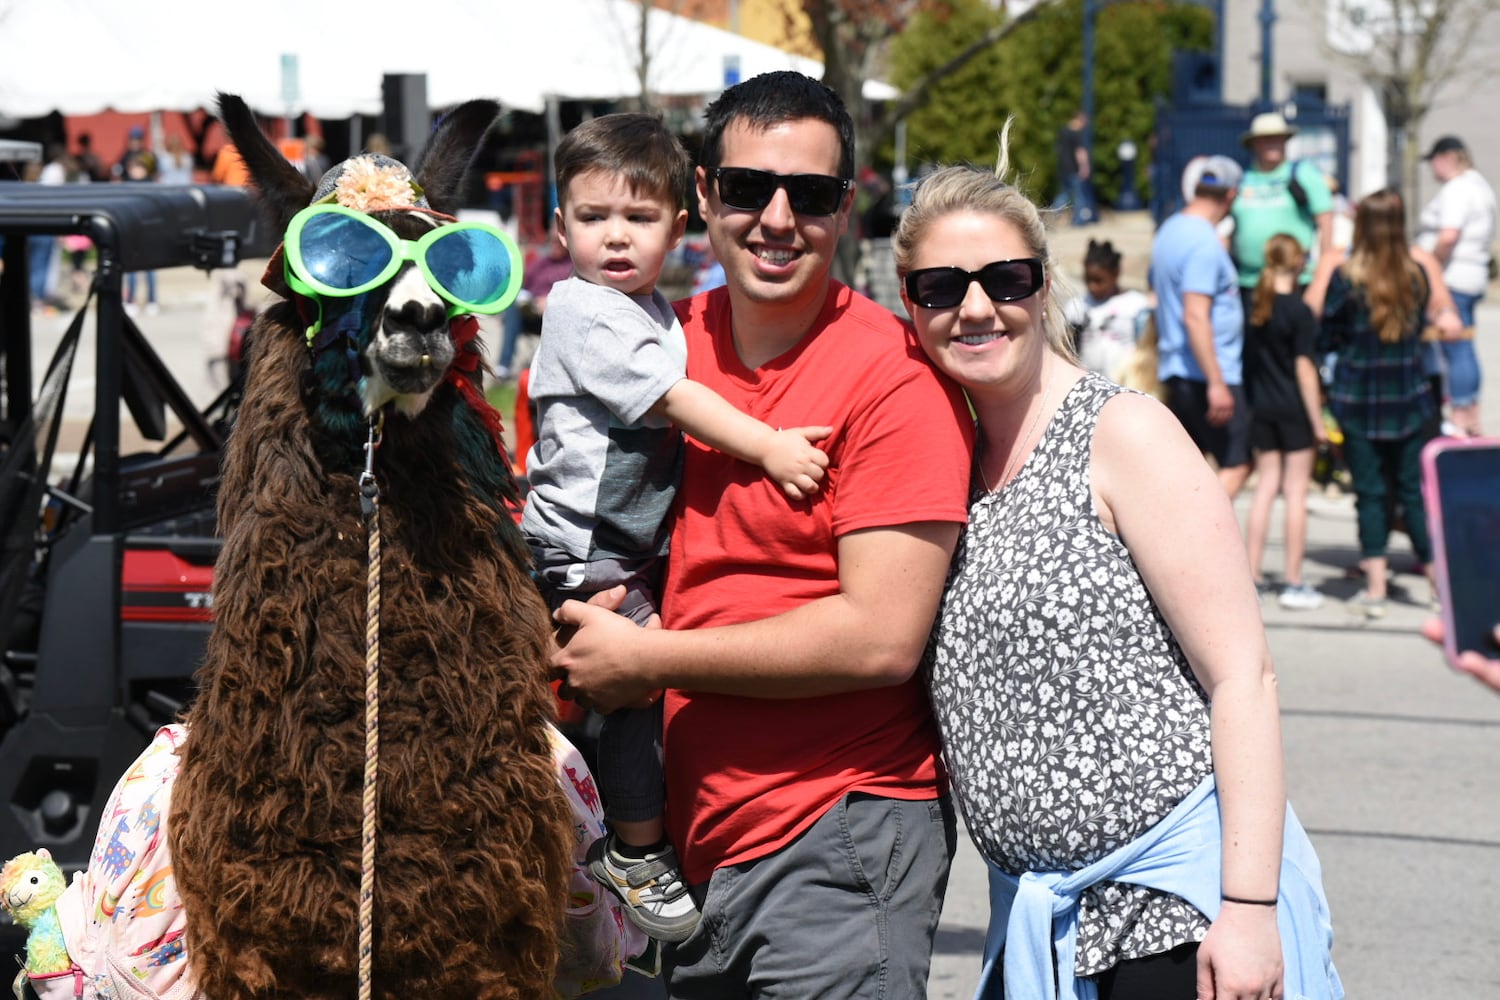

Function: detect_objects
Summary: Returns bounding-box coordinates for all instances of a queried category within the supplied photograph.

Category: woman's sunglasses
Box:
[283,203,522,315]
[710,167,852,217]
[903,258,1046,310]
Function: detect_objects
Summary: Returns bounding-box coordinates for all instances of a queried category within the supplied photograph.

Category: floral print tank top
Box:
[925,372,1214,975]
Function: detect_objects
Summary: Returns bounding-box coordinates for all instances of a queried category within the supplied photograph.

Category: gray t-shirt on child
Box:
[521,276,687,564]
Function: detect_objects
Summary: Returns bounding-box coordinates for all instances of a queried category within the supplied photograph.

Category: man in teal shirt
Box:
[1230,112,1333,300]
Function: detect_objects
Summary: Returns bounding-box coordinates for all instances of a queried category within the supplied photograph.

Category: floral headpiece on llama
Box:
[311,153,428,212]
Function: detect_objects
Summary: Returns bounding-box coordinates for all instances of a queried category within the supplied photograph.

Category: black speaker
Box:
[1172,52,1220,106]
[381,73,429,162]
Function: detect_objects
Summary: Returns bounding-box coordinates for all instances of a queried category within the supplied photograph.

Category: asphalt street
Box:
[26,213,1500,998]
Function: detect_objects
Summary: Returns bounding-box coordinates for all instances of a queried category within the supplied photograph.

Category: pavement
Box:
[28,216,1500,998]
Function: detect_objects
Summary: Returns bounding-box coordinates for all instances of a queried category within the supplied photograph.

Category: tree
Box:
[766,1,1057,276]
[887,0,1213,207]
[788,1,1057,174]
[1321,0,1500,211]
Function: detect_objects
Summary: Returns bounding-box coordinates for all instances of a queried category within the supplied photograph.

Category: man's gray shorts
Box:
[665,792,957,999]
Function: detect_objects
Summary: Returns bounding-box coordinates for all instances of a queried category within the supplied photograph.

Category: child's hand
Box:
[762,426,833,500]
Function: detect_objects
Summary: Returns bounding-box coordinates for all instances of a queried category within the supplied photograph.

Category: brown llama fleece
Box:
[167,95,575,1000]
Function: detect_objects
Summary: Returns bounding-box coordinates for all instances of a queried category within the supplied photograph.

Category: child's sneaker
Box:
[1347,590,1386,619]
[1278,583,1324,610]
[586,834,701,942]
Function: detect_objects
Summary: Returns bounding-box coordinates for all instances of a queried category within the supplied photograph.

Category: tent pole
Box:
[545,93,561,217]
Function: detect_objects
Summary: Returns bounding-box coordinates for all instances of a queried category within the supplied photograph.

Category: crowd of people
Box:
[21,126,170,313]
[1127,119,1494,622]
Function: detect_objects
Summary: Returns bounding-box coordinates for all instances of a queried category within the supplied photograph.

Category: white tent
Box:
[0,0,893,120]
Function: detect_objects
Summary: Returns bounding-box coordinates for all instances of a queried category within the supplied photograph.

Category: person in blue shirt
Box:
[1151,155,1252,498]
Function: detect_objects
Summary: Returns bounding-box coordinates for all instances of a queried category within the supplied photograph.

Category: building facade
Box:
[1220,0,1500,209]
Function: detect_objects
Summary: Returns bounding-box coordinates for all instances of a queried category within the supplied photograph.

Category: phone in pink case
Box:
[1421,436,1500,668]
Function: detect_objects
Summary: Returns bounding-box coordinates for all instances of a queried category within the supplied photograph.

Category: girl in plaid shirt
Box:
[1308,189,1455,617]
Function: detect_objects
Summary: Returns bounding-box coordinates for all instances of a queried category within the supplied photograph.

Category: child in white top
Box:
[1064,239,1152,382]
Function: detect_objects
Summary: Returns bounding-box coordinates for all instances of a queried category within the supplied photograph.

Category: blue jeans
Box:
[125,269,157,306]
[1438,290,1484,406]
[26,235,54,302]
[496,305,523,373]
[1051,175,1095,225]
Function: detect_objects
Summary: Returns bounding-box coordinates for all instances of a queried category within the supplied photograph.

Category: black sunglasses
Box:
[710,167,852,217]
[903,259,1046,309]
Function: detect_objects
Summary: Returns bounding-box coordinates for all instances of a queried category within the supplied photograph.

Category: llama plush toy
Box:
[1,848,74,997]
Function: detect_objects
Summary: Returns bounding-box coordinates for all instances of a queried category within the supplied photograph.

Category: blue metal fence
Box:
[1151,99,1352,224]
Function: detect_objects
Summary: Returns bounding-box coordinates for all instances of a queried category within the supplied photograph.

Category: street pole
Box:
[1259,0,1277,108]
[1082,0,1096,160]
[1215,0,1226,99]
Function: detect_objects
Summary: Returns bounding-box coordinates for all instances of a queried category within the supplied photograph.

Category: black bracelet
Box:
[1221,893,1278,907]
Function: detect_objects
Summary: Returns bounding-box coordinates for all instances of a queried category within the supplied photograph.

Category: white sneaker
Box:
[1278,583,1324,610]
[586,834,701,942]
[1347,590,1386,618]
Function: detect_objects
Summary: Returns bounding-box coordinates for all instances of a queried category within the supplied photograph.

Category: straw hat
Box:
[1240,112,1297,147]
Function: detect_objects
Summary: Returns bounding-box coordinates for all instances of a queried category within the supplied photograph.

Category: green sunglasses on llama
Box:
[283,203,523,317]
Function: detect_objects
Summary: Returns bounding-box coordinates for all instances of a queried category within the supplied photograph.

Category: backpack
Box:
[1285,159,1314,224]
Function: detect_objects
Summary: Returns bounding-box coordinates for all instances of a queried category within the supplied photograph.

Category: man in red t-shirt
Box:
[552,71,974,996]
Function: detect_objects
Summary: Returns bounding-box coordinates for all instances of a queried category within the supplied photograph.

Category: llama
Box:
[7,99,644,1000]
[160,95,575,1000]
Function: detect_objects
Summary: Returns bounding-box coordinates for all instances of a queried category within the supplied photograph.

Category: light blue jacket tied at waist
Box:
[976,775,1344,1000]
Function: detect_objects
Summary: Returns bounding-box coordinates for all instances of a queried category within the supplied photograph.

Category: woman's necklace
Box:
[981,368,1055,494]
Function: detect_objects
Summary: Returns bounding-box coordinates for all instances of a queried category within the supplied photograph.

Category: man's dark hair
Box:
[698,71,855,180]
[555,112,693,213]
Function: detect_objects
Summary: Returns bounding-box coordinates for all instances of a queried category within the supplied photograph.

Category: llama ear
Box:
[215,92,317,233]
[409,100,501,214]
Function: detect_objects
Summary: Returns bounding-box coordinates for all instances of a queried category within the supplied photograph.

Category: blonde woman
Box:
[893,134,1342,1000]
